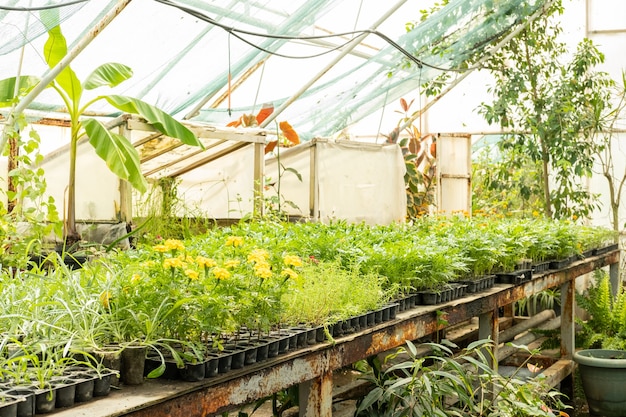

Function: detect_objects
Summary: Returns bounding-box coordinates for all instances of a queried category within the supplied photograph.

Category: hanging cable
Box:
[227,32,232,117]
[151,0,481,73]
[252,60,266,113]
[0,0,89,11]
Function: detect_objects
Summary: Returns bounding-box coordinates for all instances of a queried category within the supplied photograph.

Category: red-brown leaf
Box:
[264,140,278,154]
[279,121,299,145]
[256,104,274,125]
[400,98,408,112]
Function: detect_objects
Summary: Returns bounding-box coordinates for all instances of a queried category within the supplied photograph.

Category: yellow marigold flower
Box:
[163,257,185,269]
[532,210,540,217]
[225,236,244,247]
[100,291,112,309]
[153,244,168,253]
[281,268,298,280]
[185,269,199,280]
[213,267,231,280]
[254,264,272,279]
[131,273,141,284]
[254,260,271,270]
[196,256,217,268]
[164,239,185,251]
[247,248,270,263]
[283,254,302,267]
[224,259,240,269]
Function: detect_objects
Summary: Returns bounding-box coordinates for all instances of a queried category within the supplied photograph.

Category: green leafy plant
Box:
[0,17,204,247]
[385,98,437,219]
[576,270,626,350]
[355,339,570,417]
[478,7,613,221]
[280,260,390,328]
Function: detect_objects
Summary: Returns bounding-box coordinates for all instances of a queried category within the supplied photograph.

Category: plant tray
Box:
[593,243,619,256]
[496,269,531,285]
[455,275,495,293]
[548,256,577,270]
[419,283,467,305]
[531,261,551,274]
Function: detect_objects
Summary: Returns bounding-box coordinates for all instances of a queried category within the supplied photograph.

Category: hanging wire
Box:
[252,60,266,114]
[418,65,423,136]
[227,32,232,117]
[376,78,391,144]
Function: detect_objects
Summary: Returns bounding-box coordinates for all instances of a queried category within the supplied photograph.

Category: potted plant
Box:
[573,270,626,416]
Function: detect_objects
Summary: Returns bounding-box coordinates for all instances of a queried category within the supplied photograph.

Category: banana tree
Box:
[0,24,203,245]
[38,24,202,245]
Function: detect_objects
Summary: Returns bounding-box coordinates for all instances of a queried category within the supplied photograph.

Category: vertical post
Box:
[253,141,264,217]
[118,121,133,223]
[309,141,318,220]
[479,309,499,366]
[560,278,575,359]
[299,371,333,417]
[610,260,620,298]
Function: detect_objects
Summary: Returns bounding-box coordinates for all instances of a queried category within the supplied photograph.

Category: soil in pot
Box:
[53,381,76,408]
[120,345,147,386]
[5,389,35,417]
[34,388,56,414]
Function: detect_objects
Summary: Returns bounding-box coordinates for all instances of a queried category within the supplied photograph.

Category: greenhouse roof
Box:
[1,0,549,142]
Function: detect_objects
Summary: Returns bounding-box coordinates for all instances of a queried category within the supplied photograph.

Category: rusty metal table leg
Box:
[479,308,499,366]
[299,371,333,417]
[560,279,575,359]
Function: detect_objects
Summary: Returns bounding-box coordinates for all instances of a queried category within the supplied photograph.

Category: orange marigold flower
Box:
[225,236,244,247]
[100,291,112,309]
[224,259,240,269]
[153,244,168,253]
[196,256,217,268]
[254,264,272,279]
[163,257,185,269]
[248,248,270,263]
[283,254,302,267]
[213,267,230,280]
[164,239,185,252]
[185,269,199,280]
[281,268,298,280]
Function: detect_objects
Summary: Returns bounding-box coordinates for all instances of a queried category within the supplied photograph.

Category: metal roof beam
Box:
[259,0,409,128]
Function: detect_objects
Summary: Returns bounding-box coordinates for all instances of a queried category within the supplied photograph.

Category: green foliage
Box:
[385,99,437,219]
[280,260,390,327]
[478,4,613,220]
[355,339,569,417]
[576,270,626,350]
[0,116,61,268]
[0,20,203,241]
[471,141,543,216]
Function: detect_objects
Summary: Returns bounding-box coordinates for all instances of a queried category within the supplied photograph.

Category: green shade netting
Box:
[0,0,547,140]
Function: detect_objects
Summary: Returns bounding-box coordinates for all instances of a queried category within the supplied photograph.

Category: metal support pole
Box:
[398,0,554,133]
[560,279,575,359]
[479,308,499,367]
[260,0,409,128]
[299,371,333,417]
